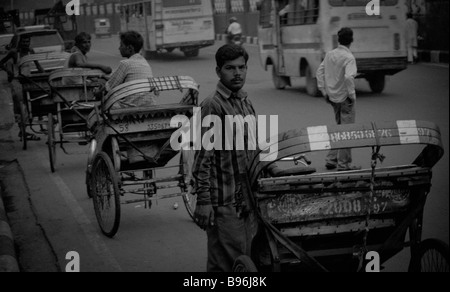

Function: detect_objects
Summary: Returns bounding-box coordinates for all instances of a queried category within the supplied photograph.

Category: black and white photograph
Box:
[0,0,448,276]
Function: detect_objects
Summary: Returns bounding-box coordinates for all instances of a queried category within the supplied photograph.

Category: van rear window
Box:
[27,33,62,48]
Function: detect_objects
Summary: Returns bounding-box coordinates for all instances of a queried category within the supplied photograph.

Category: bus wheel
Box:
[305,65,319,97]
[368,74,385,94]
[184,48,199,57]
[272,66,289,90]
[145,51,158,59]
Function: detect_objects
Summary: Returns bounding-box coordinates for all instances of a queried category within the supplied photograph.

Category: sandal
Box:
[19,132,41,141]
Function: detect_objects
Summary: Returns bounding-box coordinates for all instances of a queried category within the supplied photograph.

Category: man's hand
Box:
[101,66,112,75]
[194,205,215,230]
[93,83,106,99]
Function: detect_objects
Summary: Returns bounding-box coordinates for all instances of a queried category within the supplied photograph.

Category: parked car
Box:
[3,25,66,80]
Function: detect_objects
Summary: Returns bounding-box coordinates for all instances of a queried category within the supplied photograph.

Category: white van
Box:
[258,0,409,95]
[120,0,215,57]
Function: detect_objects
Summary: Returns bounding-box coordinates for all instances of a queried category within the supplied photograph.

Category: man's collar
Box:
[129,53,142,59]
[217,81,247,100]
[338,45,352,53]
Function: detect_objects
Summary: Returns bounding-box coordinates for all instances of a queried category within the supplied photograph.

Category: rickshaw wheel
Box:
[19,102,27,150]
[47,113,57,173]
[233,255,258,272]
[180,150,196,220]
[408,239,449,272]
[91,151,121,238]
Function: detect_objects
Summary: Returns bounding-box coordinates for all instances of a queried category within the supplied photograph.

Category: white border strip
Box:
[307,126,331,151]
[397,120,420,144]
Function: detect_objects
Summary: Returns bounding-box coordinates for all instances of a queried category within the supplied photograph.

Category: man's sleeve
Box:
[316,59,327,96]
[105,61,127,92]
[344,57,357,99]
[192,100,216,206]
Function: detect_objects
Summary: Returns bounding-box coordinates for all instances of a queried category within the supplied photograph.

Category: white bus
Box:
[258,0,409,95]
[120,0,215,57]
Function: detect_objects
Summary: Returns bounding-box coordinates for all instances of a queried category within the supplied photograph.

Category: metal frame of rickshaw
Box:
[232,120,448,272]
[16,52,70,150]
[86,76,199,238]
[46,68,108,173]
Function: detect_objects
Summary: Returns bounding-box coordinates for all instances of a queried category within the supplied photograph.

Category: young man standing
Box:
[316,27,360,171]
[405,13,419,64]
[193,44,256,272]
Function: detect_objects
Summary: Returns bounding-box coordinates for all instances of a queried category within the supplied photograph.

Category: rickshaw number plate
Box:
[264,189,410,223]
[111,117,176,133]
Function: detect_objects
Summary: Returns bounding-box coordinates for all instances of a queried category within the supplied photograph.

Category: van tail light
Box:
[394,33,400,50]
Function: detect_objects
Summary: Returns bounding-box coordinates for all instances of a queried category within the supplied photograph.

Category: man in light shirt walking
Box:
[316,27,360,171]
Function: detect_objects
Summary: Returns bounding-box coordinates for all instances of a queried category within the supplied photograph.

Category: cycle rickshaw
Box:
[47,68,107,172]
[232,120,448,272]
[86,76,199,238]
[16,52,69,150]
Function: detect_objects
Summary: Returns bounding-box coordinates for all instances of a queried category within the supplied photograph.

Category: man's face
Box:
[216,56,247,92]
[119,40,132,58]
[77,38,91,54]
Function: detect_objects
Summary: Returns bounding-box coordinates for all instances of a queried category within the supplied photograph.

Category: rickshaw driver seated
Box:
[94,31,155,110]
[63,32,112,85]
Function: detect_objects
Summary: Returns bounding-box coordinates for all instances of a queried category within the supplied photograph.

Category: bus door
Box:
[258,0,284,73]
[274,0,287,75]
[123,3,151,50]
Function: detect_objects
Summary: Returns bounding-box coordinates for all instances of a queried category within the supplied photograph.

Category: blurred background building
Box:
[0,0,448,55]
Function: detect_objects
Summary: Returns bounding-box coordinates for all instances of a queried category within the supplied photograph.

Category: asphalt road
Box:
[2,36,448,272]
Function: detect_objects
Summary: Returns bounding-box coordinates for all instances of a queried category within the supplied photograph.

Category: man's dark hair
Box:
[75,32,91,45]
[215,44,249,69]
[338,27,353,46]
[120,31,144,53]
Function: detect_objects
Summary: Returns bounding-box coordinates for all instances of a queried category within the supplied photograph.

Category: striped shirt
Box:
[193,81,256,207]
[106,53,155,109]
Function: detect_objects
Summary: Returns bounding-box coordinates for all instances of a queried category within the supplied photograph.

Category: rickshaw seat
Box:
[270,166,317,177]
[103,76,199,112]
[18,52,70,77]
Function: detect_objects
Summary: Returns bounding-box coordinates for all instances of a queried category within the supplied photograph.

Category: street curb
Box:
[0,187,20,272]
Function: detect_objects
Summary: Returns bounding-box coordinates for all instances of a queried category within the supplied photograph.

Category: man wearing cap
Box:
[316,27,361,171]
[226,17,242,45]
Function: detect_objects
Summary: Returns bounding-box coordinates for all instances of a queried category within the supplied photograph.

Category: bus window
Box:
[305,0,318,24]
[280,0,318,26]
[138,3,144,17]
[145,2,152,16]
[259,0,272,28]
